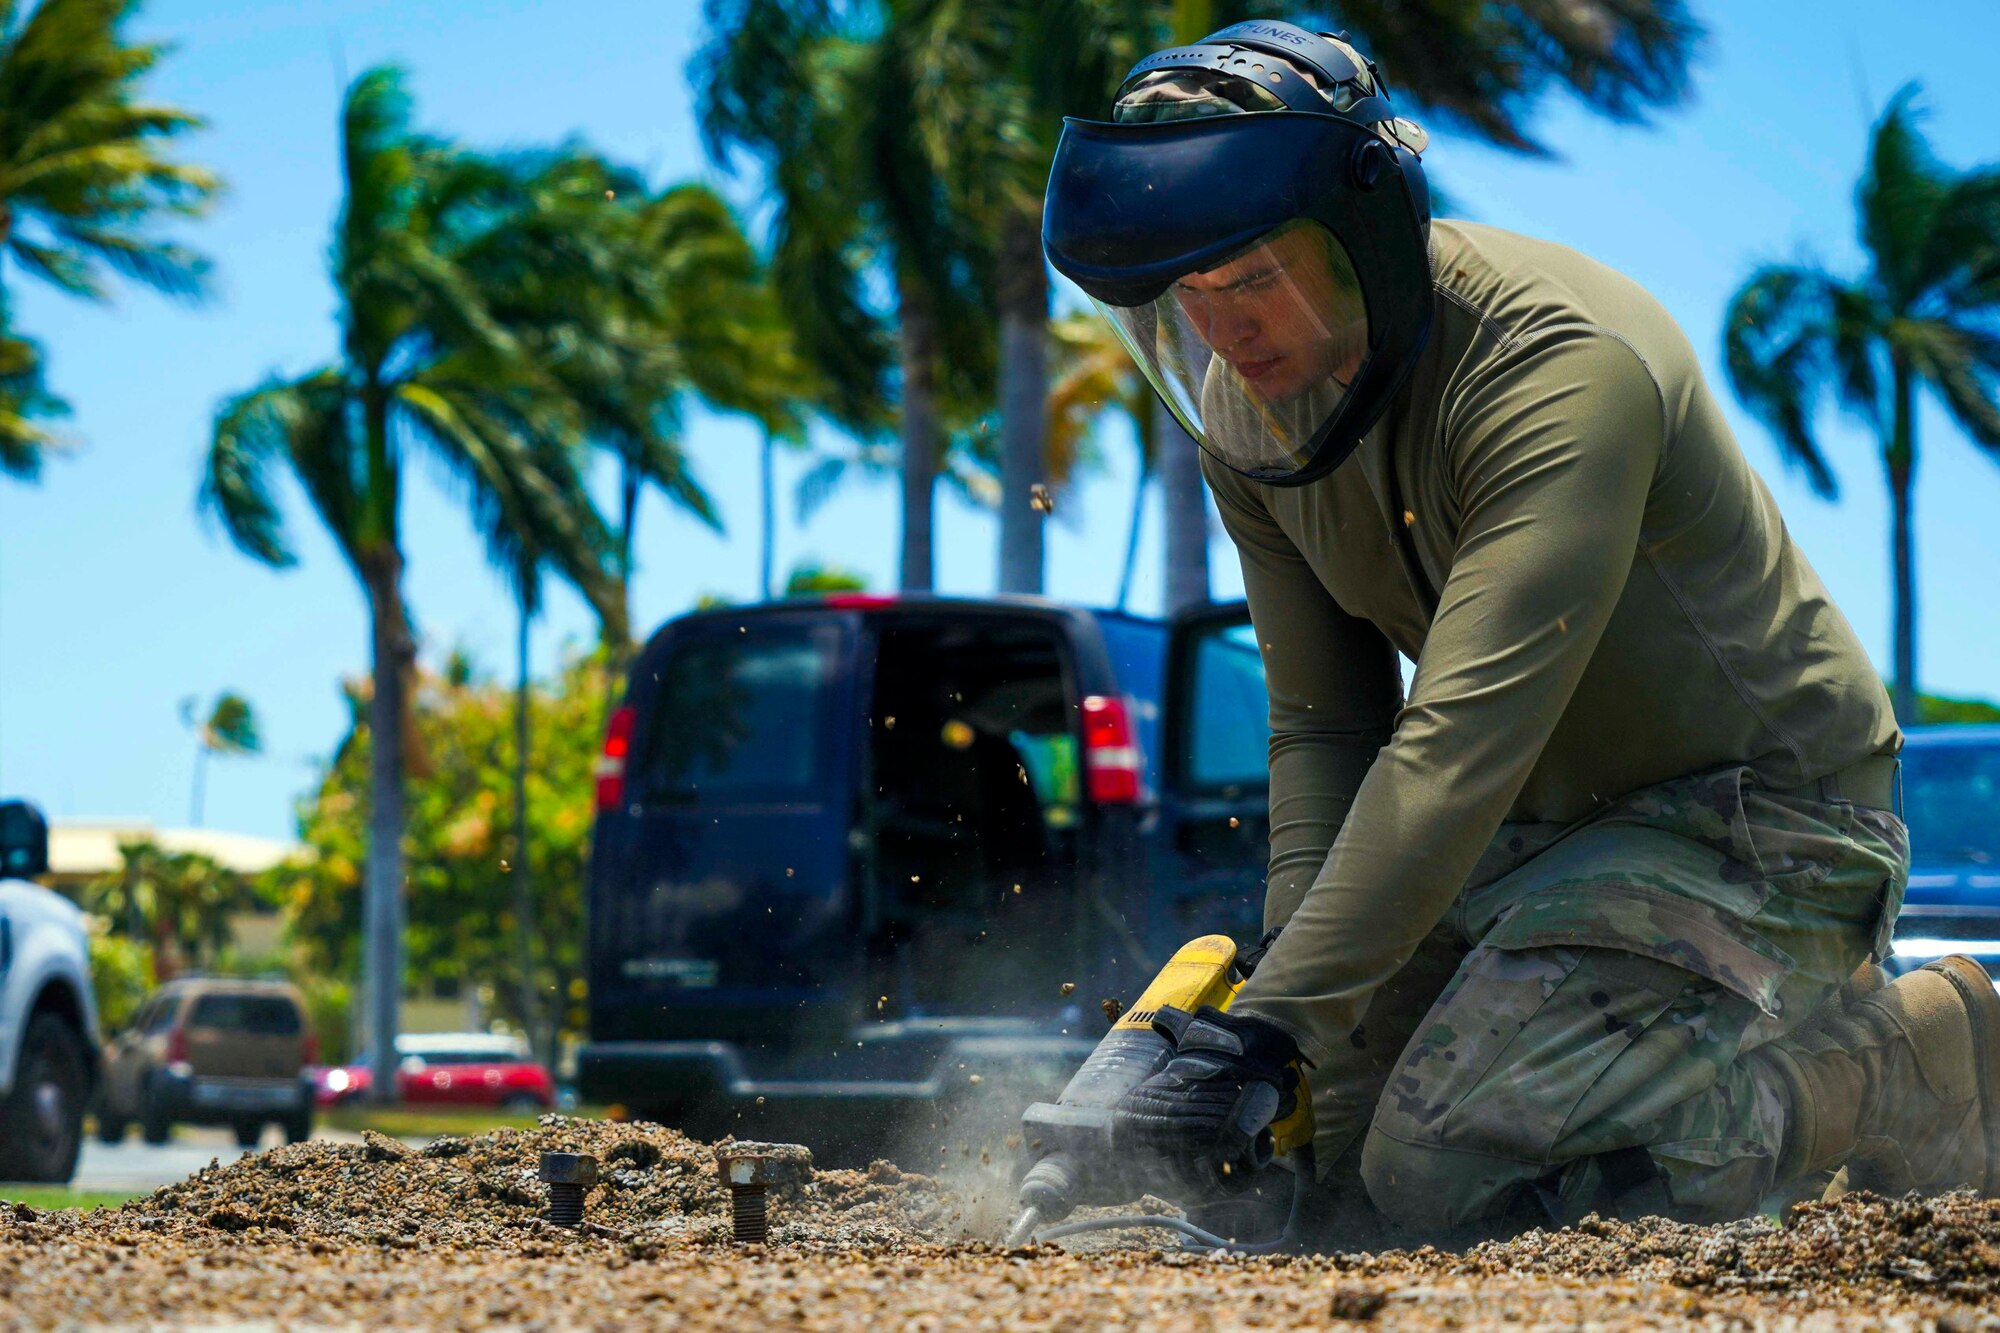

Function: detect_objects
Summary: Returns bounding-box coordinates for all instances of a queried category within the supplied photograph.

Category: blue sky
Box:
[2,0,1997,842]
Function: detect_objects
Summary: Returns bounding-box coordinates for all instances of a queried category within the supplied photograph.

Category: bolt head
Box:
[718,1152,774,1188]
[538,1152,600,1186]
[718,1141,812,1185]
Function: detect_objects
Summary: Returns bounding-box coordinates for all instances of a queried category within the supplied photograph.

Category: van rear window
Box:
[1903,741,2000,866]
[189,994,301,1035]
[638,626,835,802]
[1186,621,1272,789]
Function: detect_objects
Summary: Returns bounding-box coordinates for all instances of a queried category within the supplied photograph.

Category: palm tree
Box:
[905,0,1144,596]
[461,440,612,1065]
[468,153,810,647]
[1724,87,2000,724]
[0,0,218,468]
[202,68,603,1102]
[635,181,811,605]
[443,145,812,1055]
[180,691,260,827]
[473,147,820,637]
[695,0,995,594]
[755,410,817,600]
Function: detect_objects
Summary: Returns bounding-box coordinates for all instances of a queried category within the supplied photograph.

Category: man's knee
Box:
[1358,1126,1529,1230]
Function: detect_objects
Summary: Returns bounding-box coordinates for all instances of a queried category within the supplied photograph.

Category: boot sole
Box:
[1924,955,2000,1195]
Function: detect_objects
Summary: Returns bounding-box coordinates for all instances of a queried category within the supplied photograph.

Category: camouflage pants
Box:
[1304,764,1909,1230]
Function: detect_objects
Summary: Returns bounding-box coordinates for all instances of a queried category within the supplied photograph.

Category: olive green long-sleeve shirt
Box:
[1212,220,1900,1067]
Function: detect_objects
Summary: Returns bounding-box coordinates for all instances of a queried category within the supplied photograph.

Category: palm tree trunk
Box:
[1158,401,1209,614]
[997,207,1049,594]
[899,281,940,593]
[1887,359,1919,724]
[618,455,640,581]
[510,580,544,1065]
[1117,456,1150,611]
[360,546,412,1106]
[760,429,776,600]
[190,745,209,827]
[602,454,641,670]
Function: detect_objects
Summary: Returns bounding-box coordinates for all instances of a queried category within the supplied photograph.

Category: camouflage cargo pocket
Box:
[1604,766,1855,904]
[1484,882,1794,1020]
[1463,766,1861,941]
[1454,764,1892,1050]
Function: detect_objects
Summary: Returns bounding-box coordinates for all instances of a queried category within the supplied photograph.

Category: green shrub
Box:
[84,926,154,1034]
[297,976,353,1066]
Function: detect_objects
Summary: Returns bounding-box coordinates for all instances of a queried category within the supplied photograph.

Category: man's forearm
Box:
[1264,729,1385,933]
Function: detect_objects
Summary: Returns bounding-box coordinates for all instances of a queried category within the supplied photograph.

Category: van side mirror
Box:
[0,800,50,879]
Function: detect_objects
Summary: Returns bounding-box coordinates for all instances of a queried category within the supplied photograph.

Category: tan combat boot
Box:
[1787,960,1888,1042]
[1757,955,2000,1196]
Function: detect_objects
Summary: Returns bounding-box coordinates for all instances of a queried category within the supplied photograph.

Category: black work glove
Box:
[1112,1005,1305,1201]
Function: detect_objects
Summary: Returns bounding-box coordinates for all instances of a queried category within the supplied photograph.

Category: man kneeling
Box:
[1040,20,1997,1232]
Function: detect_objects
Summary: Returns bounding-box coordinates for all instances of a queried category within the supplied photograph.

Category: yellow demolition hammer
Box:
[1003,934,1315,1250]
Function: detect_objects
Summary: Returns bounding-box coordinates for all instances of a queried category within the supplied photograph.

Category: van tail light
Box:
[595,705,636,812]
[166,1026,188,1064]
[1081,694,1144,805]
[303,1030,320,1065]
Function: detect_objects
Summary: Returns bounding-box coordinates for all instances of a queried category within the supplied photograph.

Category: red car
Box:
[315,1033,554,1110]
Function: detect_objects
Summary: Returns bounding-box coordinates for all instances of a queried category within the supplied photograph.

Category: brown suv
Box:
[96,978,316,1147]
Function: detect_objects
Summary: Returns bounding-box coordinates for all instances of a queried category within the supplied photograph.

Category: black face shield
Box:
[1043,26,1433,487]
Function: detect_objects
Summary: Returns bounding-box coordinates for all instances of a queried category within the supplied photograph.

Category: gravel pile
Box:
[6,1117,2000,1329]
[1353,1192,2000,1303]
[10,1118,960,1254]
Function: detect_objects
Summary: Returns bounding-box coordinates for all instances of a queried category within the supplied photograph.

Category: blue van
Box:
[1887,724,2000,978]
[577,595,1275,1140]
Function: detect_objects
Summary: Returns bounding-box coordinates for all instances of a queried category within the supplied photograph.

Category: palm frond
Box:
[941,444,1001,508]
[795,451,854,525]
[3,136,214,209]
[336,66,419,359]
[618,428,722,532]
[202,370,350,568]
[396,375,622,633]
[1218,0,1701,155]
[1901,318,2000,452]
[1917,167,2000,310]
[1046,311,1145,469]
[0,0,145,158]
[0,317,67,474]
[1858,84,1952,309]
[768,173,893,431]
[47,219,208,297]
[7,234,99,296]
[691,0,848,170]
[795,442,897,522]
[1721,264,1855,498]
[200,692,261,756]
[1827,284,1889,430]
[0,0,217,319]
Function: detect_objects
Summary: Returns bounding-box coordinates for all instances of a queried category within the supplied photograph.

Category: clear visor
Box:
[1094,221,1369,479]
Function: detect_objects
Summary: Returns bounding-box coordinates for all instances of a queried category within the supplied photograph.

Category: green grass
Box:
[0,1186,146,1211]
[320,1105,578,1139]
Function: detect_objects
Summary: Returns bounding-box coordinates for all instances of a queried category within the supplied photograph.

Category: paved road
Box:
[57,1126,375,1195]
[68,1128,258,1193]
